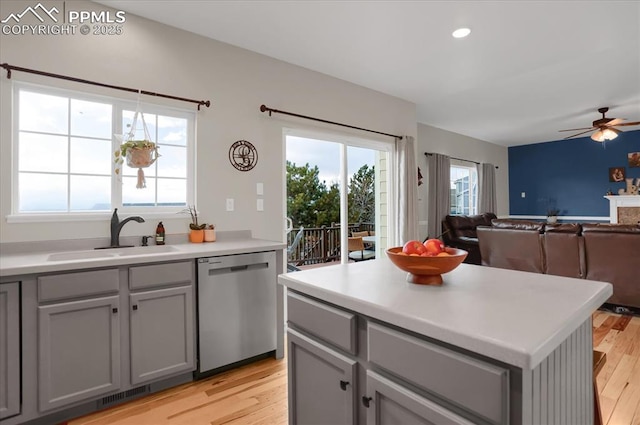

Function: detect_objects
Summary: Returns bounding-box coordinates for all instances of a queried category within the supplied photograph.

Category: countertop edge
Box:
[1,239,286,278]
[278,272,612,370]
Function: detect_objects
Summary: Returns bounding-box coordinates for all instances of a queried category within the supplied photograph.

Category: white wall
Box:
[0,0,416,243]
[417,123,509,239]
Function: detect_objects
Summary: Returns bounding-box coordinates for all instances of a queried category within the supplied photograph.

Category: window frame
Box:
[8,82,196,223]
[449,163,478,216]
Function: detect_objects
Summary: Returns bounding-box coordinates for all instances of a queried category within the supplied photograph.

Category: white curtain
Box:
[477,163,497,214]
[394,136,418,245]
[426,153,450,239]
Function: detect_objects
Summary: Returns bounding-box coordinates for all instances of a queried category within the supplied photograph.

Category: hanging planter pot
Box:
[126,144,157,168]
[113,109,159,189]
[114,139,159,188]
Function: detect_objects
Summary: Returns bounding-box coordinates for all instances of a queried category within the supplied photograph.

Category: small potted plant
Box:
[204,224,216,242]
[546,208,560,224]
[180,205,206,243]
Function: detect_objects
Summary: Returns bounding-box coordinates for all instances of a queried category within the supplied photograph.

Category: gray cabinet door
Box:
[129,285,194,385]
[365,371,475,425]
[0,282,20,420]
[38,296,121,412]
[287,328,357,425]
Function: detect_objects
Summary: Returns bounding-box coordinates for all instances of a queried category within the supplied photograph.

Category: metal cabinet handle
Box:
[133,305,138,311]
[339,380,349,391]
[362,396,372,408]
[112,307,118,314]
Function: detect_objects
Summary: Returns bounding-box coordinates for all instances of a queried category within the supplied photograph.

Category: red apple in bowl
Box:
[402,240,427,256]
[423,238,444,255]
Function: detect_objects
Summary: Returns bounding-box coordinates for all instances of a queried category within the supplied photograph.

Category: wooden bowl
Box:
[386,247,468,285]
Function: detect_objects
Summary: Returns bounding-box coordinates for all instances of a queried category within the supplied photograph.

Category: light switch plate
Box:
[257,183,264,196]
[226,198,234,211]
[257,198,264,211]
[521,192,526,198]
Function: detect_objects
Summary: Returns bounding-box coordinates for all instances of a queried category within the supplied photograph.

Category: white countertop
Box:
[0,238,285,278]
[278,258,612,370]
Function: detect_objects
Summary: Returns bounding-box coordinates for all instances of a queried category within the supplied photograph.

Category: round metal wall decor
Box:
[228,140,258,172]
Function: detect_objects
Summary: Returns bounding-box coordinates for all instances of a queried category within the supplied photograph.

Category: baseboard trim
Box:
[507,215,610,222]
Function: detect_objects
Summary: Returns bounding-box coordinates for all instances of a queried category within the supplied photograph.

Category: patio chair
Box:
[348,237,375,262]
[351,230,369,237]
[352,230,372,248]
[287,226,304,272]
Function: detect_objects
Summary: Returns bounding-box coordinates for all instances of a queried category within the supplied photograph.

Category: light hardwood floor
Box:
[68,311,639,425]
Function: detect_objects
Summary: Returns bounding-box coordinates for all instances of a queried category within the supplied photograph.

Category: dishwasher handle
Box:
[206,262,269,276]
[230,265,248,272]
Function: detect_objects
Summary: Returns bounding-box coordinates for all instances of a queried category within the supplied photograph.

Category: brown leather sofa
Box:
[477,220,640,310]
[441,213,497,265]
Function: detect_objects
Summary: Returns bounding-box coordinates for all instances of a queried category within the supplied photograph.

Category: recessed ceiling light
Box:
[452,28,471,38]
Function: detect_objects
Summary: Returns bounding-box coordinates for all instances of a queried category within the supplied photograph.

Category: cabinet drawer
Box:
[368,323,509,425]
[287,291,357,355]
[129,261,192,290]
[38,269,119,303]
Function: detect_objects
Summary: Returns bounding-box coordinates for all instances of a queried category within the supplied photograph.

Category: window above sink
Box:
[9,82,196,221]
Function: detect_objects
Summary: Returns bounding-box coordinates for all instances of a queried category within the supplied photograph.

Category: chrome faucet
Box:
[110,208,145,248]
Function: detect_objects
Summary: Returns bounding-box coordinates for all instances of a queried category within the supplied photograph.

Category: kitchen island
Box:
[278,259,612,425]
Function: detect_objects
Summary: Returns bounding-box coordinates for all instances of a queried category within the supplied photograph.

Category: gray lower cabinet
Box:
[287,290,511,425]
[287,328,357,425]
[365,370,474,425]
[129,285,194,385]
[0,282,20,420]
[38,295,121,412]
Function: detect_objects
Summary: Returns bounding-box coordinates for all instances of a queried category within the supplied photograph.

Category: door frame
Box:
[283,127,396,264]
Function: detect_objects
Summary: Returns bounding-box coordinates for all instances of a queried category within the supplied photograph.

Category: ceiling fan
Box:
[559,107,640,142]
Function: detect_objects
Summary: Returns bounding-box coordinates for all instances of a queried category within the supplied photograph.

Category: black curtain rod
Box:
[260,104,402,140]
[425,152,499,169]
[1,63,211,110]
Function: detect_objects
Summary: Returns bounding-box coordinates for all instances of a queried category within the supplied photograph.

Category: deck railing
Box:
[287,223,374,266]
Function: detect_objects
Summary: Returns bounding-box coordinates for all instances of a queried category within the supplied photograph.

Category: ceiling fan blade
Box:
[559,126,595,132]
[563,129,596,139]
[612,121,640,127]
[605,118,624,127]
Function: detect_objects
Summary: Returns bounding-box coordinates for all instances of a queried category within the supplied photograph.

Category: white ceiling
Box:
[95,1,640,147]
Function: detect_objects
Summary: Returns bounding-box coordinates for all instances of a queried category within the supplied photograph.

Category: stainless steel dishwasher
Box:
[196,251,276,377]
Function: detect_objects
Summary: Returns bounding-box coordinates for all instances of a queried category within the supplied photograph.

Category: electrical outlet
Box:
[226,198,234,211]
[521,192,526,198]
[257,198,264,211]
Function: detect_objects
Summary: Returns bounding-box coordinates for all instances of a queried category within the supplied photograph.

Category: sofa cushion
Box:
[477,227,545,273]
[442,213,496,266]
[581,223,640,234]
[490,219,545,232]
[582,226,640,308]
[544,224,583,278]
[545,223,582,233]
[446,213,496,239]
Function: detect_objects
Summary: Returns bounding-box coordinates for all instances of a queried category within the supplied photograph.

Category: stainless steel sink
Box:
[47,245,178,261]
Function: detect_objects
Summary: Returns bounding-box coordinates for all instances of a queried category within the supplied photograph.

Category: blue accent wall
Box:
[509,130,640,217]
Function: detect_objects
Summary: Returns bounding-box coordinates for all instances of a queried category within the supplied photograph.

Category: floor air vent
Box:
[98,385,149,408]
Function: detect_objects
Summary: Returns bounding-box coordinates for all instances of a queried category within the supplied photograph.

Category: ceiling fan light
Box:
[602,127,620,140]
[591,130,605,142]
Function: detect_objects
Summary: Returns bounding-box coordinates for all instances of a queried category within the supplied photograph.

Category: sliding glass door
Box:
[285,132,390,268]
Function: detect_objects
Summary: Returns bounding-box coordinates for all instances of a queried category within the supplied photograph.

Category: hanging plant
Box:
[113,109,159,189]
[114,139,158,175]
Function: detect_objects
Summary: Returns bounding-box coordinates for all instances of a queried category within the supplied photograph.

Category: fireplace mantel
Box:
[604,195,640,224]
